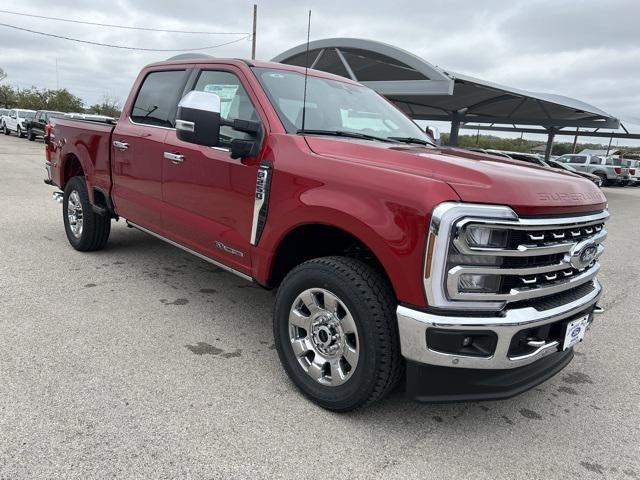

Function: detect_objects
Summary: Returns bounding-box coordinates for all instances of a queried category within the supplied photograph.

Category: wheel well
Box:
[62,154,84,187]
[268,224,394,295]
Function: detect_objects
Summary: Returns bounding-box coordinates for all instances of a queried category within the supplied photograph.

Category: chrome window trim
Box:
[424,202,608,311]
[128,116,175,131]
[126,117,231,153]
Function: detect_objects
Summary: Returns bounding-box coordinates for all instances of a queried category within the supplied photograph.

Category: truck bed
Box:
[48,117,116,198]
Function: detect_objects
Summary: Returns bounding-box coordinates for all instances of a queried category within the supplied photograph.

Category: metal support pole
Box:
[572,128,579,153]
[251,4,257,60]
[606,135,613,156]
[449,118,461,146]
[544,129,556,160]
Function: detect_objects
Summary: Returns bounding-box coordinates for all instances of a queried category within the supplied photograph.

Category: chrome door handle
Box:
[164,152,184,163]
[113,140,129,151]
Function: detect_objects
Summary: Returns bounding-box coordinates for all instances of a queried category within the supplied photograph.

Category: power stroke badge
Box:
[250,161,273,246]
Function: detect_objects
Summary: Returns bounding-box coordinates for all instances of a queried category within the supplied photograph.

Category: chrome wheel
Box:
[288,288,359,386]
[67,190,83,238]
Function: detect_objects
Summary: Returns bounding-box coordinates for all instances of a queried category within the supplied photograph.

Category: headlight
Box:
[423,202,518,311]
[448,252,503,294]
[464,225,508,248]
[458,274,501,293]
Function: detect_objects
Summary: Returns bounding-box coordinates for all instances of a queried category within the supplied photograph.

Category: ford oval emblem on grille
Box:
[569,241,598,269]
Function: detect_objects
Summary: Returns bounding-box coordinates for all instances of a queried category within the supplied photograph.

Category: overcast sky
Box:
[1,0,639,144]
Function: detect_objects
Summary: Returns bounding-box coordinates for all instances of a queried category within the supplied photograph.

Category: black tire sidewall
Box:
[274,260,390,410]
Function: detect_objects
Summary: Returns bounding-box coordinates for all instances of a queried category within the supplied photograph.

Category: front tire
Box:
[63,176,111,251]
[273,256,402,411]
[17,126,24,138]
[595,173,608,186]
[28,129,36,141]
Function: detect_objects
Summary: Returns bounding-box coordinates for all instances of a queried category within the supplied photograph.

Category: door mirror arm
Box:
[222,118,263,159]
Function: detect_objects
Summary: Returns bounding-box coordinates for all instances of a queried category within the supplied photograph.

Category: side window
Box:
[571,156,587,164]
[192,70,259,145]
[131,70,188,127]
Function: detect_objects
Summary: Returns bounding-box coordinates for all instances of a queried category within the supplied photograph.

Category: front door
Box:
[110,69,190,232]
[161,68,264,274]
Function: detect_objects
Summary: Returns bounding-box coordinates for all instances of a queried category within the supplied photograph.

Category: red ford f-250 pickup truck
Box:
[45,57,608,411]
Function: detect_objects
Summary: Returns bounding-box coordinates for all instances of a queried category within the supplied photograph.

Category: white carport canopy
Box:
[272,38,622,158]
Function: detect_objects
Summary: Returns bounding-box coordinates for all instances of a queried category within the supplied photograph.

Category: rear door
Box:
[110,69,190,232]
[161,66,266,273]
[569,155,588,172]
[35,112,46,134]
[6,110,17,131]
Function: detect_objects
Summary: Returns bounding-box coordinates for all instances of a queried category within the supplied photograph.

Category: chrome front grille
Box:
[423,203,608,312]
[446,213,607,303]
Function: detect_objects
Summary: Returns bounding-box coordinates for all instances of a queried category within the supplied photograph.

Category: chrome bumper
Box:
[397,280,601,370]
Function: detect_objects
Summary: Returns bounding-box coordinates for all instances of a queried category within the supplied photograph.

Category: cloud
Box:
[0,0,638,129]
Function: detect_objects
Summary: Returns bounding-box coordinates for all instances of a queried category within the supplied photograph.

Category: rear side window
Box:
[606,157,625,166]
[568,156,587,164]
[131,70,188,127]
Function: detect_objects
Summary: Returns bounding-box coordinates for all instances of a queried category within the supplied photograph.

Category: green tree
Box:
[87,94,122,118]
[0,84,17,108]
[13,87,83,112]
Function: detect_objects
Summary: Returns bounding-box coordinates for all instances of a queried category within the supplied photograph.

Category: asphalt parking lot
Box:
[0,133,638,479]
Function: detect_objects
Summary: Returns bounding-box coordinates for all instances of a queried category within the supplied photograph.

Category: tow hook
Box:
[593,305,605,314]
[52,191,63,204]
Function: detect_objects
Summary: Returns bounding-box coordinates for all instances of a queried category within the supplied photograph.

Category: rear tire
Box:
[3,125,9,135]
[63,176,111,251]
[273,256,402,411]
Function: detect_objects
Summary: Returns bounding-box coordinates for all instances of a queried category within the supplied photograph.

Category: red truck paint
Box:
[45,58,607,408]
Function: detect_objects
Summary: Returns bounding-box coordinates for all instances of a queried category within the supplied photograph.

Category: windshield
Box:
[253,67,432,144]
[17,110,36,119]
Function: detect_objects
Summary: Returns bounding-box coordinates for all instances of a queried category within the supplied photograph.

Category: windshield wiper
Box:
[387,136,433,146]
[297,129,399,143]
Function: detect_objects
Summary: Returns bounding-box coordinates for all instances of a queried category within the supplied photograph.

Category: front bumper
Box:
[397,279,601,370]
[405,349,574,402]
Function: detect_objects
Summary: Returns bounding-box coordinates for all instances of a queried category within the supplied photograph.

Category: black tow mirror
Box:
[176,91,221,147]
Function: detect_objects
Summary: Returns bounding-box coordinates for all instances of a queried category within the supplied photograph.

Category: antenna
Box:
[300,10,311,132]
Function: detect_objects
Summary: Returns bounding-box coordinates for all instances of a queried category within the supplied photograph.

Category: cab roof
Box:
[144,57,361,85]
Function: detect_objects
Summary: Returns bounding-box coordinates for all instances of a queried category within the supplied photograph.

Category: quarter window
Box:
[131,70,188,128]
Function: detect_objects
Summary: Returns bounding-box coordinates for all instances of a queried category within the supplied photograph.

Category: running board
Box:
[125,220,253,282]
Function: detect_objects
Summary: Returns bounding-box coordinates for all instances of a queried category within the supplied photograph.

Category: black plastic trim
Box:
[405,348,573,403]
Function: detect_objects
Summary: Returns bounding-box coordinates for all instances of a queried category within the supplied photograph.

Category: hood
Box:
[305,136,607,216]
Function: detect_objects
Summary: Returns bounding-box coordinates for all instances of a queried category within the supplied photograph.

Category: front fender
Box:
[255,176,459,307]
